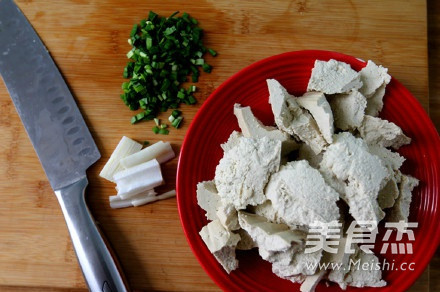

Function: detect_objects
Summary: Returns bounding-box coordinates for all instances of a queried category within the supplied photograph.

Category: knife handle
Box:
[55,177,130,292]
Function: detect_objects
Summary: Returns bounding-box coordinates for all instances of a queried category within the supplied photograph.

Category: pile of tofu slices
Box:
[197,59,419,291]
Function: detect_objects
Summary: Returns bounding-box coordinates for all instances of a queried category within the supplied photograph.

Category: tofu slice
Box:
[319,166,347,196]
[215,136,281,209]
[196,180,221,221]
[329,90,367,130]
[216,203,240,231]
[368,144,405,172]
[320,133,388,228]
[324,237,351,288]
[238,211,320,284]
[344,250,387,288]
[300,270,326,292]
[267,79,327,154]
[236,229,257,250]
[199,220,240,273]
[250,200,282,224]
[359,60,391,98]
[377,177,399,209]
[324,237,352,290]
[298,143,323,169]
[197,180,240,230]
[387,175,419,222]
[307,59,363,94]
[365,83,386,117]
[233,103,299,155]
[267,78,295,133]
[221,131,243,153]
[328,244,386,289]
[358,115,411,149]
[265,160,340,230]
[238,211,306,253]
[296,92,334,143]
[272,249,323,278]
[369,145,405,209]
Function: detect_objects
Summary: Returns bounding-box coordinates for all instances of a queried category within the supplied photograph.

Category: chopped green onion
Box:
[146,37,153,50]
[172,116,183,128]
[148,11,158,21]
[188,95,196,104]
[121,11,217,131]
[177,91,186,99]
[133,83,145,93]
[168,11,180,19]
[130,24,138,37]
[158,128,169,135]
[144,64,153,75]
[136,112,146,120]
[172,110,181,118]
[208,48,217,57]
[202,63,212,73]
[164,26,177,35]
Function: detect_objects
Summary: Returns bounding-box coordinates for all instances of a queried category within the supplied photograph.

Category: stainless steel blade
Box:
[0,0,100,190]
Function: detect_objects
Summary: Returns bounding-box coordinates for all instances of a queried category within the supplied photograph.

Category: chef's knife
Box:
[0,1,129,291]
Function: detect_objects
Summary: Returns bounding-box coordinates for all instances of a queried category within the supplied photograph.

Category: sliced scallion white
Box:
[109,189,176,209]
[109,189,157,208]
[99,136,142,182]
[132,190,176,207]
[114,159,164,199]
[120,141,175,168]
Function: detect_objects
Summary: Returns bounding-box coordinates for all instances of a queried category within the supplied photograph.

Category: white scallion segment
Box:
[109,189,156,208]
[99,136,142,182]
[156,149,176,164]
[109,189,176,209]
[109,189,156,202]
[114,159,164,199]
[120,141,175,168]
[134,190,176,206]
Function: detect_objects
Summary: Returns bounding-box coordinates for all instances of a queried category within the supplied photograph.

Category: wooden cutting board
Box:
[0,0,429,291]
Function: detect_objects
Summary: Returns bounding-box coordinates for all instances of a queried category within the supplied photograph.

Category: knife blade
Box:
[0,1,129,291]
[0,1,100,190]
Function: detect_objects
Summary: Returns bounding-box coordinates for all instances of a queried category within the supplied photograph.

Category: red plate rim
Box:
[176,50,440,291]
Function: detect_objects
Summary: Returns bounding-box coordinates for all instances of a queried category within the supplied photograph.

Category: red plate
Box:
[176,50,440,291]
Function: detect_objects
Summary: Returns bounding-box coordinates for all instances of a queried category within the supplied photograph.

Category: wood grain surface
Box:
[0,0,434,291]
